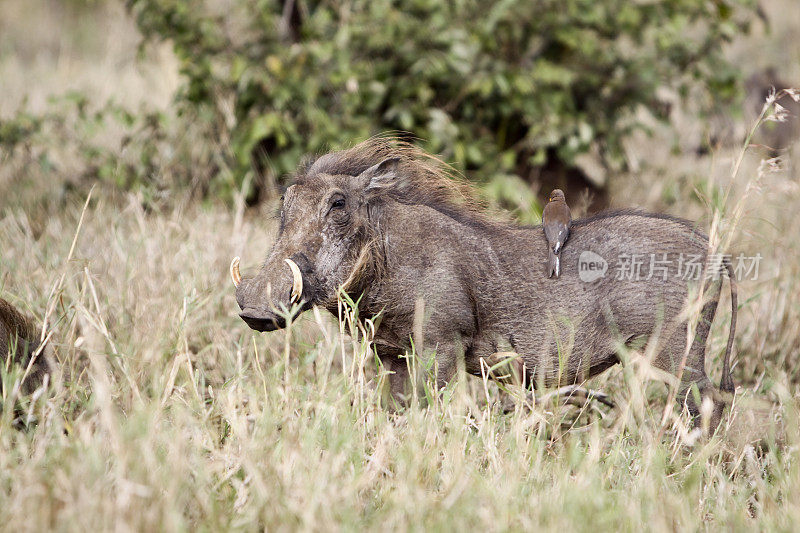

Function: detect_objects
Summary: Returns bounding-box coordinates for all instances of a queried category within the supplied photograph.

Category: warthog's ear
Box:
[360,157,402,193]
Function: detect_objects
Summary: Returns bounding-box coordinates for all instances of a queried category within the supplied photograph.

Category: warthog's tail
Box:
[720,258,738,394]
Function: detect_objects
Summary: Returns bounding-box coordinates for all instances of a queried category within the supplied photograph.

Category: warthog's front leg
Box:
[378,342,459,407]
[433,340,459,392]
[481,351,528,386]
[386,356,411,408]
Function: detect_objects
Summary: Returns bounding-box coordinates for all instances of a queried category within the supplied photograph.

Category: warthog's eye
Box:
[325,192,347,218]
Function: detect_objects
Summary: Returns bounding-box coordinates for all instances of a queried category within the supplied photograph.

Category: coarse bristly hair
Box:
[0,298,44,384]
[292,137,714,241]
[294,136,503,230]
[0,298,39,347]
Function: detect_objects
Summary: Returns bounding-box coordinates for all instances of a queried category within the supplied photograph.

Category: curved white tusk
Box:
[230,257,242,288]
[284,258,303,304]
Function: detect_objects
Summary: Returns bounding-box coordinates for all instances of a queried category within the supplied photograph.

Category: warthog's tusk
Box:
[230,257,242,288]
[284,258,303,304]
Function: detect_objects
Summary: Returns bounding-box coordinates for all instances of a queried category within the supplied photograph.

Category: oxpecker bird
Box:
[542,189,571,278]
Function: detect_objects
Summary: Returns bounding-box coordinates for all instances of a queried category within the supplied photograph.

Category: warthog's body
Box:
[0,298,51,393]
[235,138,735,426]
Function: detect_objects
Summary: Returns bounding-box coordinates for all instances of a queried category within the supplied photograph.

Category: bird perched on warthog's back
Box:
[0,298,52,393]
[542,189,572,278]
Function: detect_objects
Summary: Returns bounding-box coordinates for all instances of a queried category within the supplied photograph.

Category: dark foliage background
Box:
[127,0,754,206]
[2,0,755,214]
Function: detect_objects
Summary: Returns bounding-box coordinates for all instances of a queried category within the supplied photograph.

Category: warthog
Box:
[233,138,736,427]
[0,298,52,393]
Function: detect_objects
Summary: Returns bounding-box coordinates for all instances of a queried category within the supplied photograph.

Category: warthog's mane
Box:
[293,137,709,242]
[295,136,502,230]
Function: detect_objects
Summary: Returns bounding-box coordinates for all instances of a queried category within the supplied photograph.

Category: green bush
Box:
[1,0,753,207]
[126,0,754,203]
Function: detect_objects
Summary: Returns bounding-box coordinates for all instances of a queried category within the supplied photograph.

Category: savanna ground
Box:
[1,1,800,530]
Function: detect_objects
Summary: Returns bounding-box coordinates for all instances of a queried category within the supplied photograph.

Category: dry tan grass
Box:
[2,0,800,530]
[0,189,796,530]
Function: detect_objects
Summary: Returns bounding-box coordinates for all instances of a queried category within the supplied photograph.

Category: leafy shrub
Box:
[1,0,754,208]
[125,0,755,204]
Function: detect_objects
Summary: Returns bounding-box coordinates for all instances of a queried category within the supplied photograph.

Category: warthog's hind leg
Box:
[654,292,728,433]
[481,352,615,413]
[536,385,615,408]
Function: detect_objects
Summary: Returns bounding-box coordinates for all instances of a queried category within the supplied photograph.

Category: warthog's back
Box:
[541,210,709,309]
[465,210,713,386]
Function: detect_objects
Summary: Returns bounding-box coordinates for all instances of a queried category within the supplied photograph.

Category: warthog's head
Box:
[231,146,408,332]
[232,138,484,332]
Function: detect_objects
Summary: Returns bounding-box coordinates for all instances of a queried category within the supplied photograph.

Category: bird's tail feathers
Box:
[547,249,560,278]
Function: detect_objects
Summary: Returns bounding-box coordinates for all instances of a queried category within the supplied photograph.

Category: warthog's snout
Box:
[238,308,285,332]
[233,254,307,332]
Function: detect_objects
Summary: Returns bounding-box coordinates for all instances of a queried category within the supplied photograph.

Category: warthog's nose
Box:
[239,308,286,332]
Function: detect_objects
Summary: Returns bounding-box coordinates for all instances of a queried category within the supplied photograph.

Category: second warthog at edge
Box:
[232,138,736,429]
[0,298,52,394]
